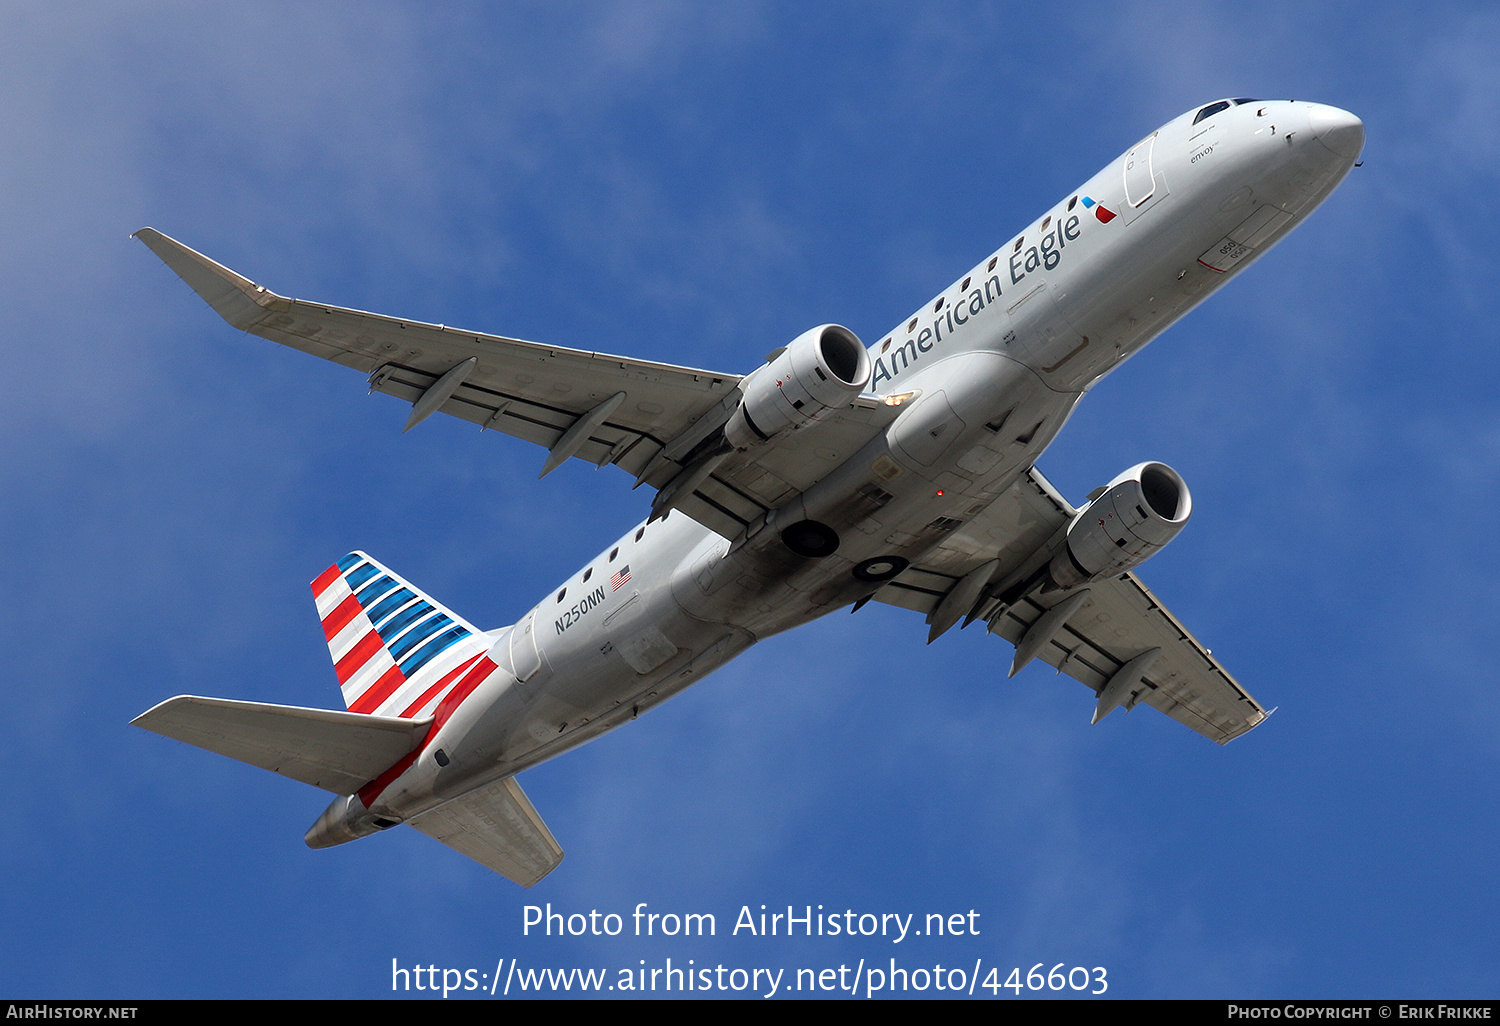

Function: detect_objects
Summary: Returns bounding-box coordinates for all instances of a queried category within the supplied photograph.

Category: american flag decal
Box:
[610,565,631,591]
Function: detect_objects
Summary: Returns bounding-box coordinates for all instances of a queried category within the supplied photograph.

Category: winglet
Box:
[133,227,275,331]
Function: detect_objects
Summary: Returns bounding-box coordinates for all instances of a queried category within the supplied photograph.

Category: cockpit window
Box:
[1193,100,1232,125]
[1232,97,1258,105]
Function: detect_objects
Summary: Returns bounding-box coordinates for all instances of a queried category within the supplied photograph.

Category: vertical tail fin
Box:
[311,552,491,718]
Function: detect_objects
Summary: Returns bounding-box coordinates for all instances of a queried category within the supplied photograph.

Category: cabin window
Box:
[987,256,998,271]
[933,297,945,313]
[960,276,971,291]
[583,568,592,582]
[1041,216,1051,231]
[609,547,619,561]
[906,317,918,332]
[1013,237,1023,253]
[556,588,566,603]
[635,527,645,541]
[1067,196,1077,211]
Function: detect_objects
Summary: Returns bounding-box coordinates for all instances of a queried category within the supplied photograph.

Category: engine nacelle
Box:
[1049,462,1192,589]
[724,324,871,450]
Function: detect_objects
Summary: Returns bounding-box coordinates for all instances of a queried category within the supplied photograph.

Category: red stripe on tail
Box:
[321,594,363,641]
[311,564,341,598]
[400,654,484,718]
[349,664,408,715]
[334,631,384,684]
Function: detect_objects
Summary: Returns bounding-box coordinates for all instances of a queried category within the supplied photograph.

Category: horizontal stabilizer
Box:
[132,695,431,794]
[408,776,563,888]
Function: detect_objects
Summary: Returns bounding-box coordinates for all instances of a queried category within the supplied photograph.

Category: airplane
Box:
[133,98,1365,887]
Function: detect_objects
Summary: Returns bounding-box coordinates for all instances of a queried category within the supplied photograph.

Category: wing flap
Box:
[407,776,563,888]
[366,360,660,473]
[131,695,431,793]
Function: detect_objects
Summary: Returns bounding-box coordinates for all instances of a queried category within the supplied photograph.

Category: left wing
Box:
[136,228,899,541]
[875,467,1268,744]
[134,227,739,477]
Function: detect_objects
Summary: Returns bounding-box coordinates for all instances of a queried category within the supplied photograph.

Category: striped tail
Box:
[311,552,492,718]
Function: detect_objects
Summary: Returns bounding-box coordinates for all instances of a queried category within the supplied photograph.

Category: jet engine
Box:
[1048,462,1192,589]
[724,324,871,450]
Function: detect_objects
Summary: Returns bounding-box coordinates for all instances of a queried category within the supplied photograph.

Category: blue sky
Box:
[4,1,1498,1000]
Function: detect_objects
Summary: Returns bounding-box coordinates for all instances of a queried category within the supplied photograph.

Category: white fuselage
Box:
[363,99,1362,820]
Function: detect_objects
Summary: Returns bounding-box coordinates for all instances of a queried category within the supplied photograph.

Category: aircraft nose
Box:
[1306,103,1364,161]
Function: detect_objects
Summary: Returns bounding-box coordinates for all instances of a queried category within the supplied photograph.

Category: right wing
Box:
[406,776,563,888]
[135,228,900,541]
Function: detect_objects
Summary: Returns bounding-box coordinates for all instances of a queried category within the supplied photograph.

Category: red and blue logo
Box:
[1081,196,1117,223]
